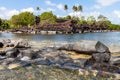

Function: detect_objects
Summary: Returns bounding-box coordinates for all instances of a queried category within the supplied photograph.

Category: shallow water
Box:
[0,32,120,45]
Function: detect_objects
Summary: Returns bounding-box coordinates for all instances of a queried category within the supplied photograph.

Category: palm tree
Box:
[72,5,77,17]
[98,15,107,21]
[77,5,82,12]
[64,4,68,12]
[36,7,40,15]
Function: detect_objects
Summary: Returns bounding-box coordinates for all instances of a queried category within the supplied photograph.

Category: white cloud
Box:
[57,4,64,10]
[45,0,55,6]
[47,8,55,12]
[45,0,64,10]
[0,7,6,11]
[21,7,34,13]
[68,11,100,19]
[113,10,120,18]
[94,0,120,9]
[0,7,35,19]
[68,10,120,24]
[0,7,19,19]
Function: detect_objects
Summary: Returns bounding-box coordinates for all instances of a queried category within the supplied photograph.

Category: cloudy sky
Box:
[0,0,120,24]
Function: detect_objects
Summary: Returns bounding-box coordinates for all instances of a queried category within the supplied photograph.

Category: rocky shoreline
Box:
[0,39,120,79]
[1,30,120,35]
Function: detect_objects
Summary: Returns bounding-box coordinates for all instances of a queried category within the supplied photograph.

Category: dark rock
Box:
[0,51,6,55]
[92,53,111,63]
[95,41,110,53]
[74,58,87,68]
[6,48,20,58]
[84,52,120,73]
[84,53,111,67]
[6,43,14,47]
[0,42,4,48]
[20,49,35,59]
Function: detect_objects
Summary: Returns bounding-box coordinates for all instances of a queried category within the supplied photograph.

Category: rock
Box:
[6,43,14,47]
[0,51,5,55]
[110,56,120,67]
[2,39,11,44]
[92,53,111,63]
[90,70,98,77]
[59,41,109,54]
[4,47,14,52]
[7,63,21,69]
[109,45,120,53]
[6,48,20,58]
[14,39,30,48]
[78,68,84,75]
[0,65,5,70]
[112,73,120,79]
[0,42,4,48]
[95,41,110,53]
[40,47,58,55]
[74,58,87,68]
[21,56,31,61]
[20,49,35,59]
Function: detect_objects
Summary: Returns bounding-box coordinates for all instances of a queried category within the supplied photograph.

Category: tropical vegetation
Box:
[0,4,120,31]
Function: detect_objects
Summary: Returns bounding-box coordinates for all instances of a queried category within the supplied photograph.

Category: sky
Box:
[0,0,120,24]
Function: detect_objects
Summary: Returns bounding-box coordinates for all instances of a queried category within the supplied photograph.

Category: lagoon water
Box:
[0,32,120,45]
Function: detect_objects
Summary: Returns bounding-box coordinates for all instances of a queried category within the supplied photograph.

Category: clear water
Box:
[0,32,120,45]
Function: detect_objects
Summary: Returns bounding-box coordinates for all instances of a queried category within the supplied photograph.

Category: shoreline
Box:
[0,38,120,79]
[1,30,120,35]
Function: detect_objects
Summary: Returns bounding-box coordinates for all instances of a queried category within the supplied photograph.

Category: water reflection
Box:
[0,32,120,45]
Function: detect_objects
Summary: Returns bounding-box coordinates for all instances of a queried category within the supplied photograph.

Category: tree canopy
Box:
[39,12,56,25]
[10,12,35,28]
[0,18,10,30]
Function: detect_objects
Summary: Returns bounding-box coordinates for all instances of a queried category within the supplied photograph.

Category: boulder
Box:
[95,41,110,53]
[59,41,109,54]
[2,39,11,44]
[0,51,5,55]
[0,42,4,48]
[110,56,120,67]
[6,48,20,58]
[14,39,30,48]
[92,53,111,63]
[20,49,35,59]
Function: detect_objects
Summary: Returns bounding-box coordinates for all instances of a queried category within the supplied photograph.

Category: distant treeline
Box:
[0,11,120,31]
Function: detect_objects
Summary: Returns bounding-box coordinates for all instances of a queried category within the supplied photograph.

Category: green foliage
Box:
[97,15,107,21]
[39,12,56,25]
[72,6,77,12]
[10,12,35,28]
[87,16,96,24]
[109,24,120,30]
[0,19,10,30]
[0,18,2,26]
[65,15,72,20]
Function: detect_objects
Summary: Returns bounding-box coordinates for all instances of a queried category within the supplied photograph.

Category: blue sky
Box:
[0,0,120,24]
